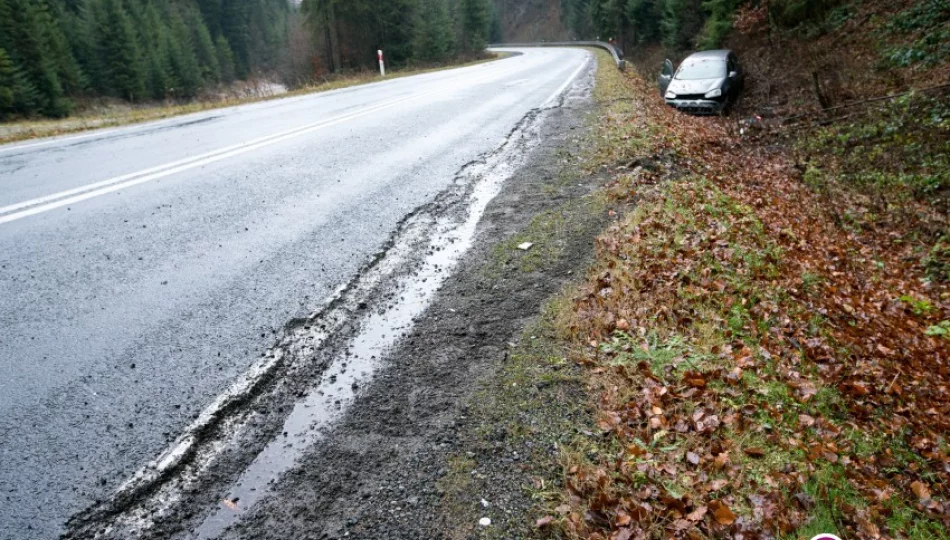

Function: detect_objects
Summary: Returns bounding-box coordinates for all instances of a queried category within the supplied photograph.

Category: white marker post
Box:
[378,49,386,77]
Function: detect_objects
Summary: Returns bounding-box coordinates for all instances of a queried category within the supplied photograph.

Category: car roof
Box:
[684,50,732,60]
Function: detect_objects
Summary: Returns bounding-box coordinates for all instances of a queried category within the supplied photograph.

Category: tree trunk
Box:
[323,1,341,72]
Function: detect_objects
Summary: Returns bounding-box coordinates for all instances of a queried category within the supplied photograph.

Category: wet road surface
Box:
[0,48,590,539]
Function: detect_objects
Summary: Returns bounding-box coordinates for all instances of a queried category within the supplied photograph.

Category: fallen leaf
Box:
[744,447,766,458]
[535,516,554,528]
[686,505,708,521]
[857,515,881,538]
[611,528,633,540]
[686,452,700,465]
[707,479,728,492]
[911,480,932,502]
[709,499,736,525]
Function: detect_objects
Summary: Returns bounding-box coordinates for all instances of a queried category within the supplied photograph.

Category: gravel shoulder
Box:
[225,58,621,540]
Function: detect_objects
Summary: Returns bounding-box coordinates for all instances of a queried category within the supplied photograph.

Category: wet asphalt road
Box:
[0,48,590,539]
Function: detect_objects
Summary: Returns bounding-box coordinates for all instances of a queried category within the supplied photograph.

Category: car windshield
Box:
[675,58,726,80]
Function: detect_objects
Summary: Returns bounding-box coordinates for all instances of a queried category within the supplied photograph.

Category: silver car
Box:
[659,50,744,115]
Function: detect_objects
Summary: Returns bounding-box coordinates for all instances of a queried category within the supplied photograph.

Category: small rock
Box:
[478,517,491,527]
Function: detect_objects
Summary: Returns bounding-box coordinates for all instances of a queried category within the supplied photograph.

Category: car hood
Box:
[668,77,725,96]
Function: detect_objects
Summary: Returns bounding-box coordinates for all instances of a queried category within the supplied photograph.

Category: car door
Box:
[658,59,674,95]
[727,54,744,94]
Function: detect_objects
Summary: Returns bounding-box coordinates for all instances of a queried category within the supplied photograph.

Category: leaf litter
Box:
[546,51,950,539]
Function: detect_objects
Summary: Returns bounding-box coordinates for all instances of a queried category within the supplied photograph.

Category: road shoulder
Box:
[226,54,622,540]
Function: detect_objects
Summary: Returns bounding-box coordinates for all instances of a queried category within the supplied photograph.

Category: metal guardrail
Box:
[488,41,625,70]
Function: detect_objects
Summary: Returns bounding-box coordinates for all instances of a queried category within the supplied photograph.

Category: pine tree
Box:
[196,0,223,36]
[167,12,203,98]
[138,3,173,100]
[459,0,491,54]
[413,0,455,62]
[625,0,662,44]
[0,49,15,113]
[660,0,704,50]
[221,1,252,78]
[301,0,342,73]
[0,48,37,117]
[215,35,236,83]
[0,0,71,116]
[45,1,86,95]
[376,0,416,66]
[489,2,503,43]
[183,6,221,83]
[90,0,146,100]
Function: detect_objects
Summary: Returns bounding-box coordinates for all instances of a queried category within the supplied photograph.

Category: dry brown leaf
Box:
[709,499,736,525]
[611,528,633,540]
[911,480,932,502]
[686,505,708,522]
[707,479,728,492]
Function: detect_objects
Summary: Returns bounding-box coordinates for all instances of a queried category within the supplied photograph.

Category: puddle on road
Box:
[193,127,533,539]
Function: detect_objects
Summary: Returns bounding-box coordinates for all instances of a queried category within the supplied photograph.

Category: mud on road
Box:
[64,57,615,540]
[225,71,611,539]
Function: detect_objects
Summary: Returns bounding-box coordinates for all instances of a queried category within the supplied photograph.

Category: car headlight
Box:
[705,88,722,99]
[665,91,677,99]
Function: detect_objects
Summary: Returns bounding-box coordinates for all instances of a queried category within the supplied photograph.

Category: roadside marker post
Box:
[378,50,385,77]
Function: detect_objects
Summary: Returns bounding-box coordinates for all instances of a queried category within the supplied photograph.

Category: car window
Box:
[674,58,726,80]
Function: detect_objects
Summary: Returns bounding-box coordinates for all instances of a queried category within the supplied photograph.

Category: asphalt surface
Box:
[0,47,591,539]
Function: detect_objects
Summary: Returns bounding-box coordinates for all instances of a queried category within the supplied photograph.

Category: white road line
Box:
[0,52,576,226]
[0,56,514,158]
[542,52,591,108]
[0,88,449,226]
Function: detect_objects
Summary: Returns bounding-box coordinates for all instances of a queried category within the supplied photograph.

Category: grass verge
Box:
[544,51,950,539]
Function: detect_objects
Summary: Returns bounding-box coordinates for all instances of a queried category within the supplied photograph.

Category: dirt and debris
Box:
[211,62,617,540]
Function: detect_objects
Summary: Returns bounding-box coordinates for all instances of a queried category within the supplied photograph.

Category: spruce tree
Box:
[0,0,71,116]
[183,6,221,83]
[413,0,455,63]
[376,0,416,66]
[167,12,203,98]
[459,0,491,54]
[221,1,252,78]
[0,48,37,117]
[140,3,173,100]
[215,35,236,83]
[91,0,146,100]
[45,1,86,95]
[0,49,15,113]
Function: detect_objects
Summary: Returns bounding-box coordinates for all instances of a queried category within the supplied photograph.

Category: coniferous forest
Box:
[0,0,497,119]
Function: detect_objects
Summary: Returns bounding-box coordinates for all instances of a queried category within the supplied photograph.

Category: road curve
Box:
[0,47,590,539]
